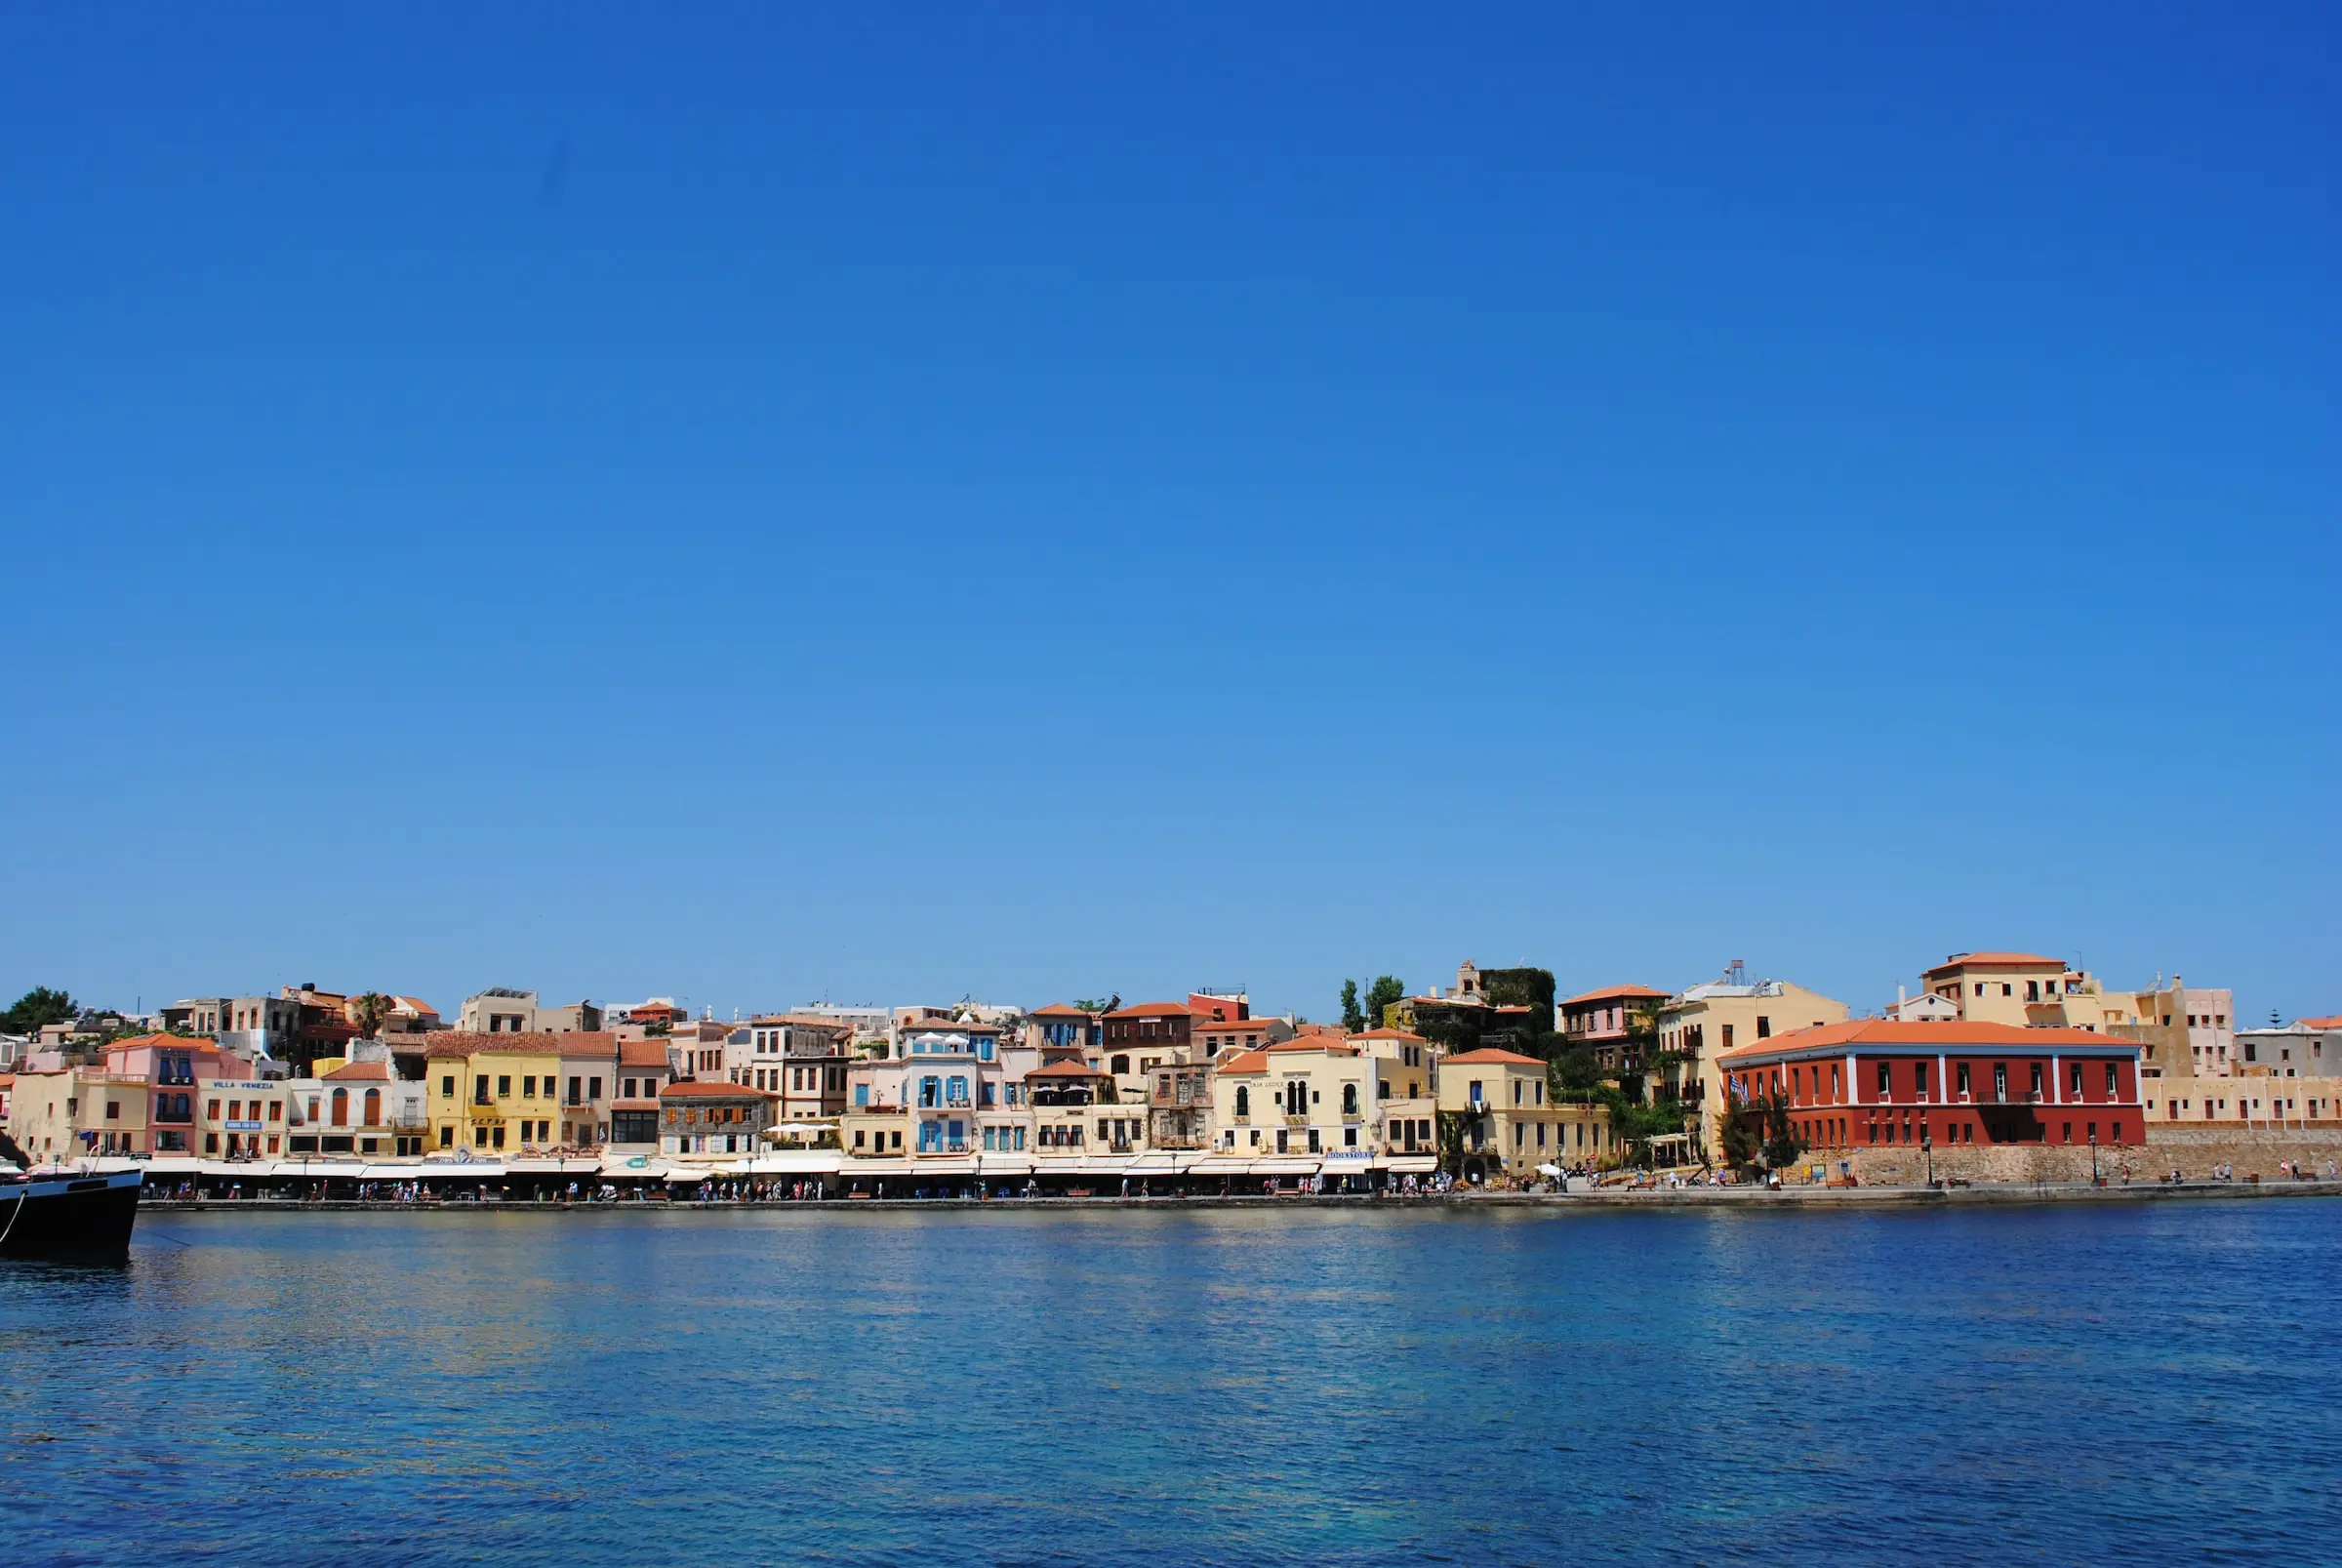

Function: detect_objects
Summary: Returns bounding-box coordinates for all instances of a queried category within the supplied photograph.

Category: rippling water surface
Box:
[4,1201,2337,1565]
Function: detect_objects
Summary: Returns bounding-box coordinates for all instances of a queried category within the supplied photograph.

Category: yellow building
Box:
[1918,951,2074,1026]
[1433,1048,1612,1184]
[1657,964,1848,1157]
[425,1031,566,1155]
[1210,1037,1407,1161]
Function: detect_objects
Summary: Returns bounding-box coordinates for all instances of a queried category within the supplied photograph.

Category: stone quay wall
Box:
[1796,1125,2342,1187]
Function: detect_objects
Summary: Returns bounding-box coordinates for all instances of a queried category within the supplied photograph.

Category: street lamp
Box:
[2089,1130,2099,1186]
[1922,1123,1933,1187]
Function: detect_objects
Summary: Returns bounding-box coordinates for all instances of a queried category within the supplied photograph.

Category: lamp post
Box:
[1922,1123,1933,1188]
[2089,1130,2099,1186]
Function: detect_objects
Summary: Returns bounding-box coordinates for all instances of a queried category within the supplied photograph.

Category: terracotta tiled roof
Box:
[1026,1060,1106,1078]
[2300,1015,2342,1029]
[1106,1002,1194,1020]
[424,1029,567,1056]
[900,1016,1002,1033]
[1268,1040,1357,1057]
[1350,1027,1428,1042]
[551,1031,619,1059]
[1440,1048,1548,1067]
[618,1040,673,1067]
[321,1061,392,1081]
[1218,1050,1269,1075]
[1560,985,1671,1006]
[1921,951,2067,976]
[1027,1004,1092,1019]
[1716,1019,2141,1064]
[658,1080,780,1100]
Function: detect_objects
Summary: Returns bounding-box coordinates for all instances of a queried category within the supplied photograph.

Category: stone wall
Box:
[1791,1125,2342,1186]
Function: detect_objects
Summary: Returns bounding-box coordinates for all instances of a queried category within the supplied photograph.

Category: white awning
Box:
[744,1152,843,1175]
[1381,1155,1439,1174]
[839,1158,911,1178]
[1247,1157,1323,1176]
[974,1155,1033,1176]
[905,1158,980,1177]
[1186,1155,1252,1174]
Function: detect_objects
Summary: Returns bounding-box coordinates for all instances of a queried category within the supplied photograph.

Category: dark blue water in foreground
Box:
[4,1201,2338,1566]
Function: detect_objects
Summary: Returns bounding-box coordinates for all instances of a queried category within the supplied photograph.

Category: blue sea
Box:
[4,1200,2337,1566]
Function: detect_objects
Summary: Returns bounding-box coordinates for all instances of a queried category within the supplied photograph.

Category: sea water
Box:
[3,1200,2336,1565]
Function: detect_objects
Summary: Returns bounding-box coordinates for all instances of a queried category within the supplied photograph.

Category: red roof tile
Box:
[1717,1018,2141,1064]
[1106,1002,1195,1020]
[1921,951,2067,976]
[1560,985,1671,1006]
[1440,1048,1548,1067]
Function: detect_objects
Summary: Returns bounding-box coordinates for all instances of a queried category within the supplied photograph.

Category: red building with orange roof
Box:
[1717,1019,2143,1155]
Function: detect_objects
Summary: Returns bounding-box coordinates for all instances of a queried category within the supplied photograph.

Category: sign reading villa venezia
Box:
[6,958,2336,1196]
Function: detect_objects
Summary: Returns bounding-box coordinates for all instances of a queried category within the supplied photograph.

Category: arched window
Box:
[1342,1083,1358,1116]
[362,1088,382,1126]
[1234,1086,1249,1118]
[330,1088,348,1127]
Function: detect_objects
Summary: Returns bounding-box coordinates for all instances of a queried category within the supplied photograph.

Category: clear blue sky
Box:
[3,4,2334,1026]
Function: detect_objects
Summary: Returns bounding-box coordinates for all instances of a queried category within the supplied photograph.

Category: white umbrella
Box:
[1537,1163,1562,1178]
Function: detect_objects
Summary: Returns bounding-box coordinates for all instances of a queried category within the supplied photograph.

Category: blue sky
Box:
[2,3,2334,1025]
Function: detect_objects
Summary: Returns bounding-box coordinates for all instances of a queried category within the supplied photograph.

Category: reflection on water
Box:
[4,1202,2338,1565]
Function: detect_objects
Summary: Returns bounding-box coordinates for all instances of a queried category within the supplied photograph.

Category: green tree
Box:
[349,992,392,1039]
[1718,1097,1761,1172]
[1339,980,1364,1033]
[1364,975,1406,1030]
[1761,1092,1806,1172]
[1,987,76,1036]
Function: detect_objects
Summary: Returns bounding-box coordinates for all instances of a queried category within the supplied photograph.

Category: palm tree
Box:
[349,992,392,1039]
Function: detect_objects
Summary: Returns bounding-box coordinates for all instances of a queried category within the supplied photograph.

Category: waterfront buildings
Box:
[1716,1020,2145,1152]
[1433,1047,1615,1184]
[1559,984,1671,1075]
[1657,963,1850,1155]
[658,1080,779,1156]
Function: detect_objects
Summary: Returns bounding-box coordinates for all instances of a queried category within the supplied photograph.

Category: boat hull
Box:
[0,1169,143,1262]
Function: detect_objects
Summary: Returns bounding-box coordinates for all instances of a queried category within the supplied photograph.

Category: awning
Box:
[904,1158,980,1177]
[1380,1155,1439,1174]
[840,1158,911,1178]
[743,1152,843,1175]
[975,1155,1033,1176]
[413,1164,507,1180]
[141,1157,204,1176]
[1247,1157,1323,1177]
[1186,1155,1253,1174]
[600,1154,666,1177]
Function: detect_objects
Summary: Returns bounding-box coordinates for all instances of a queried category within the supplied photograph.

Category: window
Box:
[2105,1064,2119,1097]
[1915,1061,1929,1099]
[1993,1064,2007,1102]
[1110,1055,1130,1075]
[919,1076,941,1108]
[521,1075,536,1098]
[1234,1086,1250,1118]
[2030,1064,2043,1100]
[1342,1083,1358,1116]
[1513,1080,1522,1106]
[497,1075,511,1098]
[1876,1063,1891,1100]
[439,1126,453,1147]
[1976,983,1986,996]
[1957,1063,1971,1098]
[440,1075,455,1099]
[1756,1016,1771,1039]
[2002,984,2013,996]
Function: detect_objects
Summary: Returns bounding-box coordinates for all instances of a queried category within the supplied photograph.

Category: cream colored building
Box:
[1433,1048,1614,1183]
[1658,964,1848,1155]
[1210,1038,1404,1162]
